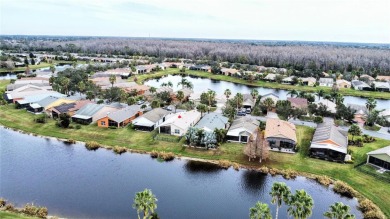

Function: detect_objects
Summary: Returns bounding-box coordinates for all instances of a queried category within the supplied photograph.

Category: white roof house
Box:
[319,78,334,87]
[226,117,260,143]
[366,146,390,170]
[264,73,278,81]
[315,99,337,113]
[373,81,390,91]
[132,108,171,131]
[157,110,201,136]
[260,93,279,103]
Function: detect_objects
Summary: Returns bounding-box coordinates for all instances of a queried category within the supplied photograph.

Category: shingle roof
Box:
[319,78,334,83]
[311,122,348,153]
[347,104,368,115]
[265,118,297,142]
[228,117,260,134]
[73,103,104,117]
[287,97,308,108]
[141,108,170,123]
[194,113,228,131]
[159,110,201,130]
[367,146,390,156]
[36,96,60,108]
[52,103,77,114]
[106,105,141,123]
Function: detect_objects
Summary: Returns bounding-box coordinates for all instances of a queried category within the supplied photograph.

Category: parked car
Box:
[246,108,251,114]
[137,100,145,105]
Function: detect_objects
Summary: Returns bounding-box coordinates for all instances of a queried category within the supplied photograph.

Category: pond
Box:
[144,75,390,110]
[0,127,362,219]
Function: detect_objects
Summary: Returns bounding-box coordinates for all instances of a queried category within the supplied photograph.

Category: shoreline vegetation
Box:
[132,68,390,100]
[0,104,389,218]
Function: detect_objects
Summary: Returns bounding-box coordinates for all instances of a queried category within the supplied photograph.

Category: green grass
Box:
[0,211,38,219]
[0,61,87,73]
[0,80,10,90]
[364,125,381,131]
[357,164,390,181]
[131,68,390,99]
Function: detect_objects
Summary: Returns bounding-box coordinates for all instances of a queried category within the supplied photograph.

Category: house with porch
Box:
[347,104,368,126]
[319,78,334,87]
[242,94,255,109]
[366,146,390,170]
[301,77,316,86]
[157,110,201,136]
[260,93,279,103]
[226,117,260,143]
[96,105,142,128]
[336,79,351,89]
[194,112,229,132]
[71,103,123,124]
[287,97,308,109]
[132,108,171,131]
[190,65,211,72]
[309,122,348,162]
[372,81,390,92]
[351,80,371,91]
[265,118,297,153]
[220,68,239,76]
[51,100,93,118]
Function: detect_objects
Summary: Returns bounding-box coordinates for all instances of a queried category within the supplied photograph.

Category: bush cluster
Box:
[22,203,48,218]
[359,199,386,219]
[149,150,175,161]
[113,146,127,155]
[85,141,100,150]
[217,160,232,169]
[332,181,358,198]
[315,175,333,186]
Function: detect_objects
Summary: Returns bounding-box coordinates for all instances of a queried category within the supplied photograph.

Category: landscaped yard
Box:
[0,211,38,219]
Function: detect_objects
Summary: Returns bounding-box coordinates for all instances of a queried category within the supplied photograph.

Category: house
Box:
[124,85,150,95]
[71,103,105,124]
[51,100,93,118]
[26,96,62,114]
[309,122,348,162]
[376,75,390,82]
[260,93,279,103]
[242,94,255,109]
[97,105,142,128]
[372,81,390,92]
[176,88,193,100]
[158,110,201,136]
[226,117,260,143]
[282,76,295,84]
[220,68,239,76]
[287,97,308,109]
[190,65,211,72]
[379,109,390,122]
[347,104,368,126]
[360,74,375,82]
[366,146,390,170]
[301,77,316,86]
[15,92,66,109]
[265,118,297,153]
[315,99,337,114]
[5,84,54,103]
[132,108,171,131]
[351,80,371,91]
[264,73,278,81]
[336,79,351,89]
[319,78,334,87]
[6,83,51,92]
[194,112,229,132]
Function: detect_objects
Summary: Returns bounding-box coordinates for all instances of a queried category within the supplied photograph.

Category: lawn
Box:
[0,79,11,90]
[1,105,390,217]
[0,60,87,73]
[131,68,390,99]
[0,211,38,219]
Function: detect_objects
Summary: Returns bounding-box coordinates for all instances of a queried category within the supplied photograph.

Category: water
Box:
[0,127,362,219]
[144,75,390,110]
[0,73,17,80]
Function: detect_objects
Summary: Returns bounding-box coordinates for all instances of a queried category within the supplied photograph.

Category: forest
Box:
[1,36,390,75]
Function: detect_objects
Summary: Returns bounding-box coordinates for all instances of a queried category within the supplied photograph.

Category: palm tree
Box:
[133,189,158,219]
[263,98,275,112]
[287,189,314,219]
[72,61,77,69]
[206,90,216,112]
[316,89,325,101]
[251,89,259,99]
[298,91,307,98]
[149,87,157,94]
[178,77,188,89]
[366,97,377,112]
[334,93,344,106]
[186,81,194,90]
[249,202,272,219]
[167,81,173,88]
[78,81,86,96]
[270,182,291,219]
[224,89,232,99]
[161,82,168,87]
[109,75,116,87]
[176,90,185,103]
[49,65,56,74]
[234,93,244,111]
[287,89,298,98]
[151,100,160,109]
[61,77,70,95]
[324,202,355,219]
[196,104,207,117]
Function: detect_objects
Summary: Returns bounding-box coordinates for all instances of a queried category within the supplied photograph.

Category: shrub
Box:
[75,124,81,129]
[269,168,282,176]
[158,151,175,161]
[313,116,323,124]
[5,203,15,212]
[113,146,127,155]
[363,210,386,219]
[258,166,269,174]
[150,150,159,158]
[359,199,379,213]
[34,114,47,123]
[218,160,232,169]
[85,141,100,150]
[232,162,240,171]
[315,175,332,186]
[281,169,298,179]
[65,139,76,144]
[0,198,6,207]
[333,181,358,198]
[109,126,117,129]
[22,203,48,218]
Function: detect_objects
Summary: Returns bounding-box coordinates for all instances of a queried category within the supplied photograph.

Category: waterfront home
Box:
[226,117,260,143]
[51,100,93,118]
[301,77,316,86]
[93,68,130,78]
[6,82,51,92]
[132,108,171,131]
[5,84,54,103]
[90,77,137,90]
[376,75,390,82]
[360,74,375,82]
[124,84,150,95]
[263,73,278,81]
[242,94,255,109]
[176,88,193,100]
[351,80,371,91]
[158,110,201,136]
[260,93,279,103]
[366,146,390,170]
[347,104,368,126]
[220,68,239,76]
[96,105,142,128]
[287,97,308,109]
[194,112,229,132]
[309,122,348,162]
[145,86,174,97]
[27,96,60,114]
[190,65,211,72]
[72,103,118,124]
[379,109,390,122]
[336,79,351,89]
[15,92,66,109]
[372,81,390,92]
[315,99,337,114]
[265,118,297,153]
[319,78,334,87]
[282,76,295,84]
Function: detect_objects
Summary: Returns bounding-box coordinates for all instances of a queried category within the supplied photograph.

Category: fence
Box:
[354,162,390,183]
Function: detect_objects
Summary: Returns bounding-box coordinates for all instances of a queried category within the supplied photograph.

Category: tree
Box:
[334,93,344,106]
[366,110,379,126]
[287,189,314,219]
[196,104,207,117]
[133,189,158,219]
[201,131,217,149]
[176,90,185,103]
[109,75,117,87]
[206,90,216,112]
[214,128,227,145]
[324,202,355,219]
[348,124,361,141]
[270,182,291,219]
[263,98,275,112]
[104,87,123,103]
[86,91,95,101]
[127,97,136,105]
[244,129,269,162]
[249,202,272,219]
[78,81,86,95]
[60,77,70,95]
[178,77,188,89]
[251,89,259,100]
[151,100,160,109]
[234,93,244,111]
[287,89,298,98]
[58,113,70,128]
[30,58,35,65]
[275,100,292,120]
[149,87,157,94]
[49,65,56,74]
[365,98,377,112]
[224,89,232,99]
[185,127,201,146]
[24,57,29,65]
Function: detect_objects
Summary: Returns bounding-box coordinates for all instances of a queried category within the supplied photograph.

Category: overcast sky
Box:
[1,0,389,43]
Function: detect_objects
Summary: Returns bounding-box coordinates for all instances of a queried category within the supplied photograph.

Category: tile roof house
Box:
[287,97,308,109]
[360,74,375,82]
[301,77,317,86]
[220,68,239,76]
[282,76,295,84]
[366,146,390,170]
[336,79,351,89]
[265,118,297,153]
[72,103,105,124]
[26,96,61,114]
[189,65,211,72]
[226,117,260,143]
[158,110,201,136]
[319,78,334,87]
[132,108,171,131]
[376,75,390,82]
[264,73,278,81]
[351,80,371,91]
[5,84,54,103]
[309,122,348,162]
[14,92,66,109]
[194,113,229,132]
[97,105,142,128]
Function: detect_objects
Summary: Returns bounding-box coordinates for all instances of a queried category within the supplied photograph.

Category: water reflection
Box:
[184,160,223,174]
[241,170,267,195]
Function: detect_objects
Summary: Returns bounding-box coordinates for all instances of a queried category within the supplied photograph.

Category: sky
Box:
[0,0,389,43]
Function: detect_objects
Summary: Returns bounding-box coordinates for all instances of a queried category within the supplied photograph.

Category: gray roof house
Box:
[26,96,60,114]
[96,105,142,128]
[242,94,255,109]
[351,80,371,91]
[319,78,334,87]
[132,108,171,131]
[347,104,368,116]
[226,117,260,143]
[372,81,390,92]
[194,113,229,132]
[72,103,105,124]
[309,122,348,162]
[366,146,390,170]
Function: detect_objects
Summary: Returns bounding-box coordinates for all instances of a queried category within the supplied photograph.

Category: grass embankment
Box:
[1,105,390,217]
[132,68,390,99]
[0,80,10,90]
[0,211,38,219]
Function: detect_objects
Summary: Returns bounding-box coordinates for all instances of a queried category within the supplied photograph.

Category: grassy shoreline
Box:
[1,104,390,217]
[132,68,390,99]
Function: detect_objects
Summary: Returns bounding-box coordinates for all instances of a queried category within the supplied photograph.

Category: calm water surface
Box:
[145,75,389,110]
[0,127,362,218]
